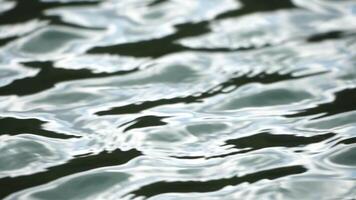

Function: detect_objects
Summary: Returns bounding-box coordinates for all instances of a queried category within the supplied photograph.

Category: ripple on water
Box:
[178,4,356,49]
[325,144,356,169]
[303,111,356,130]
[215,88,313,111]
[0,63,39,87]
[6,171,131,200]
[20,28,86,54]
[0,0,356,199]
[54,54,150,73]
[44,0,240,46]
[0,135,67,178]
[0,20,48,41]
[5,149,300,199]
[150,178,356,200]
[0,0,16,14]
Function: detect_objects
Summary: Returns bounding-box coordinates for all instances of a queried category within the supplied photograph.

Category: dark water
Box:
[0,0,356,199]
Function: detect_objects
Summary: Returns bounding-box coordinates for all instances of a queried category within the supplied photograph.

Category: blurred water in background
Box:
[0,0,356,199]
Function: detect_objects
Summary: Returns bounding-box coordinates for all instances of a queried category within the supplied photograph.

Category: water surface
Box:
[0,0,356,199]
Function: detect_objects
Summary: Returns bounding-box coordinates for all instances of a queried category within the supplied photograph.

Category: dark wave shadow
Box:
[287,88,356,119]
[132,165,306,198]
[173,131,335,159]
[148,0,168,7]
[0,148,141,199]
[120,115,169,132]
[335,137,356,146]
[87,0,296,58]
[0,36,17,48]
[87,22,210,58]
[0,117,78,139]
[216,0,296,20]
[96,71,327,115]
[0,0,101,25]
[0,61,139,96]
[307,30,356,43]
[223,131,335,152]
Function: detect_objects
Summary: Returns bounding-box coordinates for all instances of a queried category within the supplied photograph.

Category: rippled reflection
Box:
[0,0,356,199]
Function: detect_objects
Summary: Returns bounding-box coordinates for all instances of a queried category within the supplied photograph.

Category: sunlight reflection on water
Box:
[0,0,356,199]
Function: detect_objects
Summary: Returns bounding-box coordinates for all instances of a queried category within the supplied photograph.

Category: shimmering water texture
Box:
[0,0,356,199]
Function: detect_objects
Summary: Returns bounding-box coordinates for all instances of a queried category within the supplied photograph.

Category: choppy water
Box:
[0,0,356,199]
